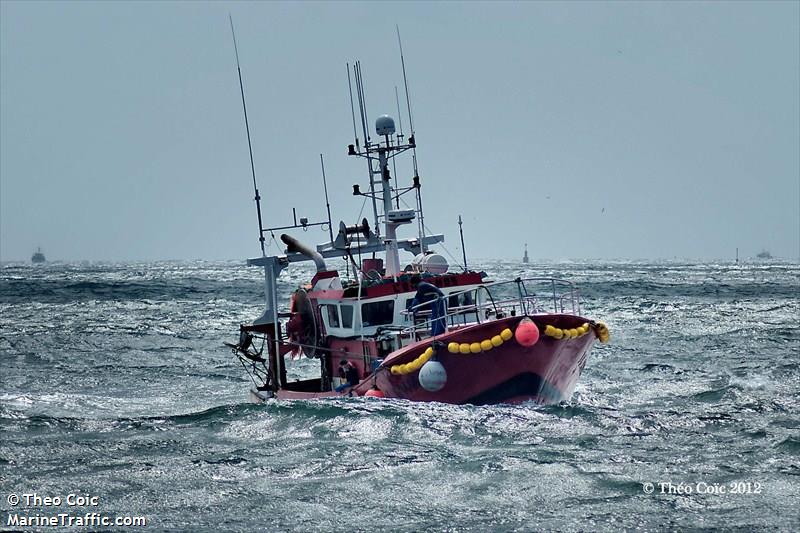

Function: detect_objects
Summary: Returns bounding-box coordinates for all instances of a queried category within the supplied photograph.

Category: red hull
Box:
[362,315,593,404]
[272,315,595,405]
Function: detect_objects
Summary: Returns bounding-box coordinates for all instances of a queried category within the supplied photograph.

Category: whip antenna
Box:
[394,85,404,137]
[458,215,468,271]
[320,154,334,242]
[229,15,266,256]
[347,63,359,149]
[353,61,380,235]
[396,25,426,252]
[396,25,415,151]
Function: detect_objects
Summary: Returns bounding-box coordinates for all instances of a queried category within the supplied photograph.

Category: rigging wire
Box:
[396,25,426,252]
[355,195,368,224]
[269,231,281,250]
[396,196,467,271]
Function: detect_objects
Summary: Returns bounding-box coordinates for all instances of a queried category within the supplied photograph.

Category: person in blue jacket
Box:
[335,359,359,392]
[410,275,447,336]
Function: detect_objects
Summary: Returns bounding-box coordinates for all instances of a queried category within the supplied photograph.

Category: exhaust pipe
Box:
[281,234,326,272]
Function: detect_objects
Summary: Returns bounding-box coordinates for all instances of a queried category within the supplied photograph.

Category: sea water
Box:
[1,260,798,531]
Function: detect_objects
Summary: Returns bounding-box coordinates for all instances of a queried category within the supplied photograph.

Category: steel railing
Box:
[401,277,582,336]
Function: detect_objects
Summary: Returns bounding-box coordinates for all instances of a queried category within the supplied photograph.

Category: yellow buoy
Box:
[500,328,513,341]
[491,335,503,347]
[448,342,459,353]
[480,339,493,351]
[593,322,610,343]
[553,328,564,339]
[470,342,482,354]
[459,343,472,354]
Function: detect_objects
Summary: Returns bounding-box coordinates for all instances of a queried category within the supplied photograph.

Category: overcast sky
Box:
[1,1,798,262]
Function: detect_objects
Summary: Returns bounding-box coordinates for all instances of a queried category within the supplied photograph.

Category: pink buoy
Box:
[364,387,386,398]
[515,318,540,347]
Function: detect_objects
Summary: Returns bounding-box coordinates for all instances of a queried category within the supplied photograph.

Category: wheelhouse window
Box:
[340,305,354,328]
[324,304,340,328]
[362,300,395,326]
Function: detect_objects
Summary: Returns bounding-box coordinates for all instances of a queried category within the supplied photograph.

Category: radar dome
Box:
[375,115,396,136]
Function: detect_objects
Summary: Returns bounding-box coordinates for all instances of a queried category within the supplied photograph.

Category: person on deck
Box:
[335,359,359,392]
[410,274,447,336]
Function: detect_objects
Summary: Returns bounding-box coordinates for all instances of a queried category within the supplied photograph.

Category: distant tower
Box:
[523,243,529,264]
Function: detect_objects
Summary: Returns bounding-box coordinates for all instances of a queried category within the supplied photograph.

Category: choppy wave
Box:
[1,260,798,531]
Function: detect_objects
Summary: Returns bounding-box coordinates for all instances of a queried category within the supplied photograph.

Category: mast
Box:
[352,62,381,237]
[229,16,281,389]
[229,16,266,257]
[349,111,417,277]
[377,140,400,275]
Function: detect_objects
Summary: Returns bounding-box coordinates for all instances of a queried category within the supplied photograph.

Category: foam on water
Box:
[1,260,798,531]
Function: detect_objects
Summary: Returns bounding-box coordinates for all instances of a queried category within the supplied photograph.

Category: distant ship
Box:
[522,243,529,263]
[31,247,46,264]
[756,250,772,259]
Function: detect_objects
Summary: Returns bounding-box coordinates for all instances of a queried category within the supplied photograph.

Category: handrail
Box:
[400,276,583,336]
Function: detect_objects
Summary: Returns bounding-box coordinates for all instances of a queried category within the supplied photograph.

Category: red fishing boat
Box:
[226,36,609,405]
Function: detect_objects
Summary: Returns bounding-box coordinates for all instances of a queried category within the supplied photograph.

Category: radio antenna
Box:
[355,61,371,147]
[347,63,359,149]
[396,25,426,252]
[353,61,380,235]
[229,15,266,256]
[391,85,404,209]
[319,154,334,242]
[458,215,468,271]
[394,85,404,137]
[396,25,415,149]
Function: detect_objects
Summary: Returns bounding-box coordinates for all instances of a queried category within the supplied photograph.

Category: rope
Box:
[397,196,466,270]
[269,231,281,250]
[390,327,514,375]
